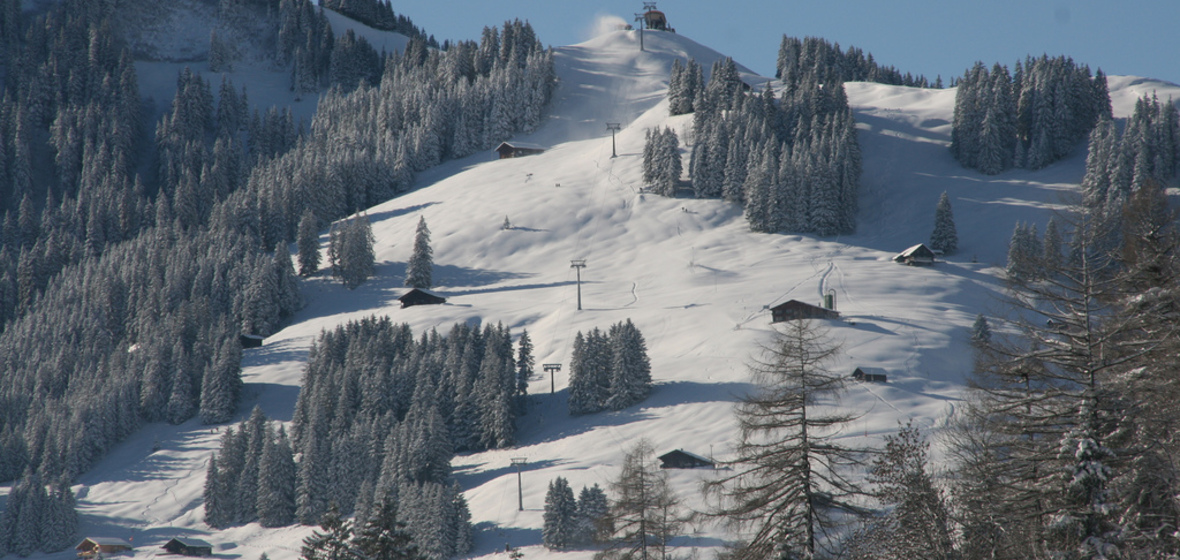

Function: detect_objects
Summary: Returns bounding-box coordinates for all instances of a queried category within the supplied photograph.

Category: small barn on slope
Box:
[894,243,936,266]
[77,537,133,557]
[495,142,546,159]
[162,537,213,557]
[239,334,264,348]
[770,299,840,323]
[399,288,446,308]
[658,449,714,469]
[851,367,888,383]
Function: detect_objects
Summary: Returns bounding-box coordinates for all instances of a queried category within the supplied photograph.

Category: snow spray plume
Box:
[582,14,630,41]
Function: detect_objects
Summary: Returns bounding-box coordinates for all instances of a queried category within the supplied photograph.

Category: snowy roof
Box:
[894,243,935,260]
[771,299,827,311]
[165,537,213,548]
[659,449,714,464]
[495,141,547,152]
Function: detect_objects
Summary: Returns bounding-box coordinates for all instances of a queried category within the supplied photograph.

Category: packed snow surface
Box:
[13,24,1180,560]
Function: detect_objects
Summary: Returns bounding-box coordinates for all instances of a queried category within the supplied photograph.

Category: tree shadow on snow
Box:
[240,337,311,369]
[363,201,440,226]
[437,280,574,299]
[517,380,754,447]
[452,459,563,491]
[470,523,543,556]
[296,261,532,318]
[234,383,302,423]
[431,263,533,291]
[77,512,211,549]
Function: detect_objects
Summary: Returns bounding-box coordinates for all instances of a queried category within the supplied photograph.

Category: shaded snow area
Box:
[112,0,219,62]
[17,26,1180,560]
[321,8,411,56]
[131,4,412,124]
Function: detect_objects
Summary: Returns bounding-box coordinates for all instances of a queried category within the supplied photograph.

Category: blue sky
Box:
[391,0,1180,86]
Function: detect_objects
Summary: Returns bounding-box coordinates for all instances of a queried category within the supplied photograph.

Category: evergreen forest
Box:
[0,0,554,553]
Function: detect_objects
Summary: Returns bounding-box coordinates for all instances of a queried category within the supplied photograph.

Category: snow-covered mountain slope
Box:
[23,27,1180,560]
[132,5,413,124]
[321,8,411,56]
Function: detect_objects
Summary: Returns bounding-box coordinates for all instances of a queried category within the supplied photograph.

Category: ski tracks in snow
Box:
[140,449,205,529]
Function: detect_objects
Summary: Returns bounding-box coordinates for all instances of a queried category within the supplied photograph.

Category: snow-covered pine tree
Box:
[929,191,958,254]
[476,328,515,450]
[257,426,298,527]
[576,483,611,545]
[685,59,704,113]
[296,429,331,525]
[12,472,46,556]
[605,319,651,411]
[668,59,689,116]
[273,241,303,318]
[690,117,727,198]
[405,216,433,289]
[234,406,269,523]
[542,476,580,550]
[1025,223,1043,276]
[567,332,595,415]
[204,455,229,528]
[970,314,992,346]
[165,362,196,425]
[40,477,77,553]
[586,328,613,412]
[655,127,682,196]
[335,214,375,289]
[953,55,1110,174]
[1042,216,1063,271]
[208,29,234,73]
[297,209,321,276]
[199,336,242,424]
[1006,223,1034,283]
[1058,398,1119,559]
[351,498,425,560]
[849,421,953,560]
[300,503,353,560]
[722,133,748,204]
[515,329,534,414]
[743,143,777,233]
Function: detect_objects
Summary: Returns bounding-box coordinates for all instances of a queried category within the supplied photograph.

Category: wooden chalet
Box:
[770,299,839,323]
[76,537,133,557]
[162,537,213,557]
[494,141,546,159]
[893,243,936,266]
[239,334,264,348]
[851,367,887,383]
[658,449,714,469]
[399,288,446,308]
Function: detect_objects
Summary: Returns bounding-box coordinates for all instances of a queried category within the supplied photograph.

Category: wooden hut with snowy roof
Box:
[76,537,133,557]
[770,299,839,323]
[495,142,546,159]
[399,288,446,308]
[851,367,888,383]
[658,449,714,469]
[893,243,936,266]
[239,334,264,348]
[162,537,213,557]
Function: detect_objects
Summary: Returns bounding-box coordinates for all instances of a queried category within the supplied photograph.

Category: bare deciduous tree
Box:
[704,319,866,560]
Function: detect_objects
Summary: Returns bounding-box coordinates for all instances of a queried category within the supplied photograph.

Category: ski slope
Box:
[14,21,1180,560]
